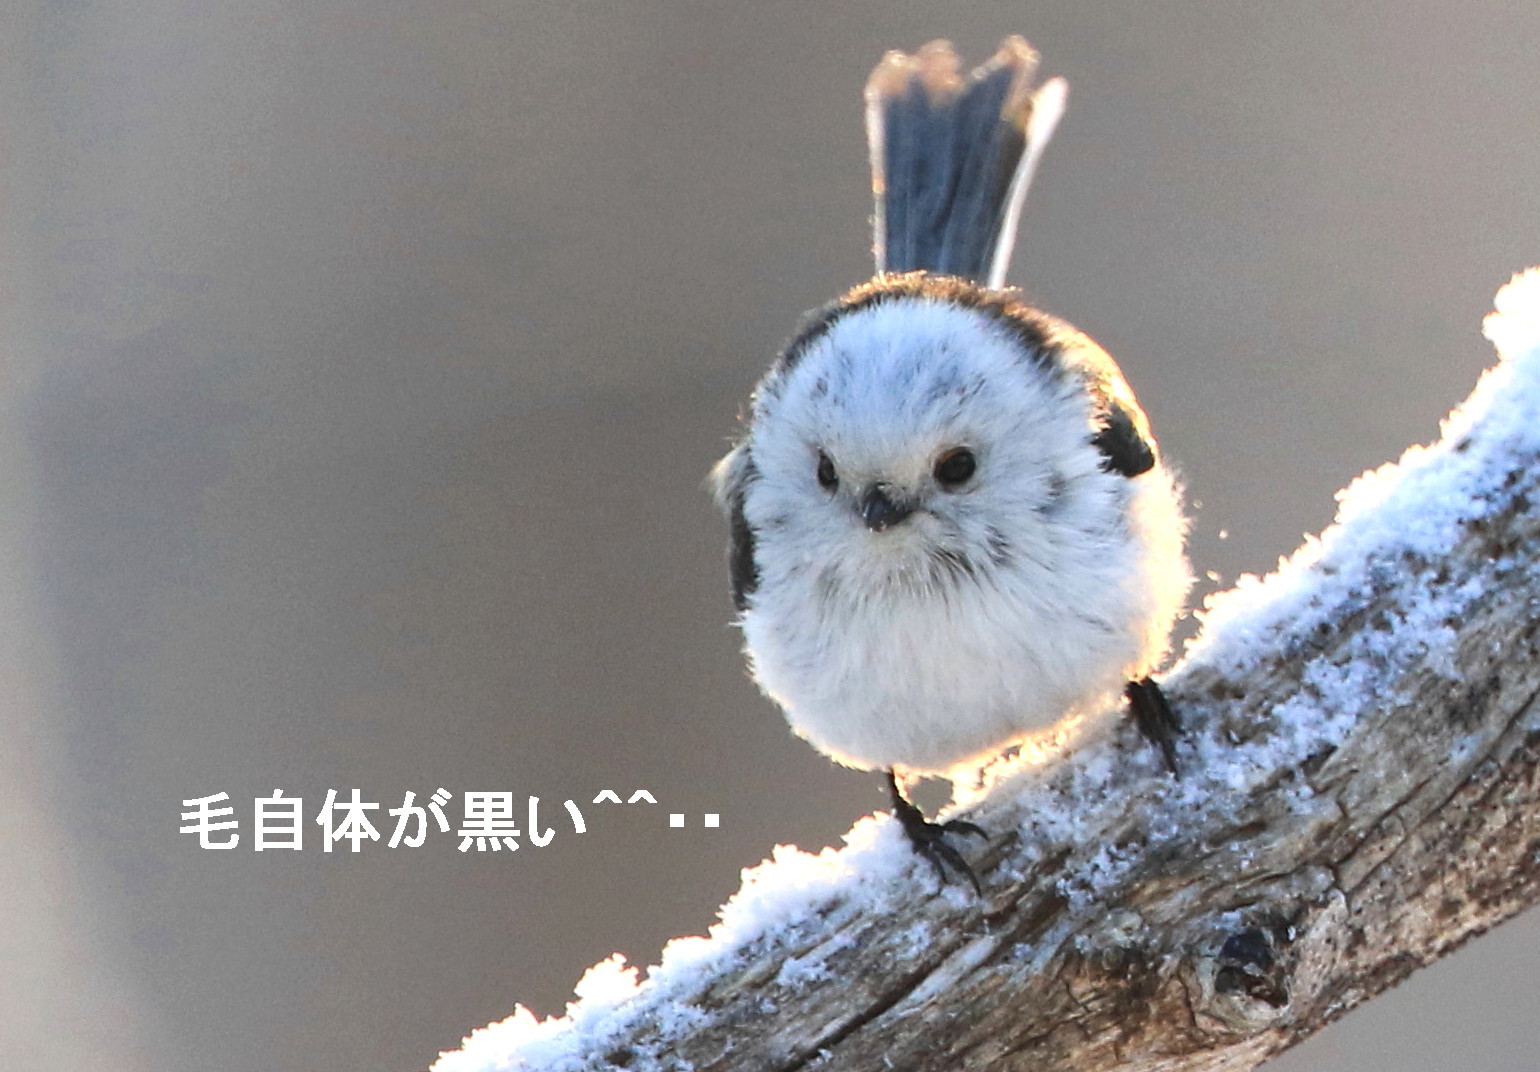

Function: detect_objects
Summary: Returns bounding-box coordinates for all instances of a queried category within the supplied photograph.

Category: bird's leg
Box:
[885,769,987,896]
[1125,676,1181,774]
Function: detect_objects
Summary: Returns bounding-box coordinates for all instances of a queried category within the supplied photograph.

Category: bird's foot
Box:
[886,770,987,896]
[1126,676,1181,774]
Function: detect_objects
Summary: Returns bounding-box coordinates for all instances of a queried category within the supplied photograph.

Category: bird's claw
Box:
[1126,676,1182,775]
[887,771,987,896]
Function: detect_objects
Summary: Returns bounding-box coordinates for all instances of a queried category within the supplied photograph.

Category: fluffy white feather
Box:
[715,291,1190,774]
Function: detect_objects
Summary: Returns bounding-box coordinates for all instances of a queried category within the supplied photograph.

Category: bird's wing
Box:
[709,445,759,612]
[866,37,1066,288]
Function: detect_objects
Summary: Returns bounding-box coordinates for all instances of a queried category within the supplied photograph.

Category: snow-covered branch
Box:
[434,269,1540,1072]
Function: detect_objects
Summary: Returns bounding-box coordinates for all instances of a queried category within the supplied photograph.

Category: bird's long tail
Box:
[866,37,1066,288]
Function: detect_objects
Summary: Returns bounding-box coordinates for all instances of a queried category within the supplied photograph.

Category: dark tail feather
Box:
[865,37,1066,287]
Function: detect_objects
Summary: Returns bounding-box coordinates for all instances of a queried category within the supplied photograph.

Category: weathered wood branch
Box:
[435,275,1540,1072]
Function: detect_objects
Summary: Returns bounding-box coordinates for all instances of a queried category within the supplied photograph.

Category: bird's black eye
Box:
[816,451,839,491]
[934,447,976,488]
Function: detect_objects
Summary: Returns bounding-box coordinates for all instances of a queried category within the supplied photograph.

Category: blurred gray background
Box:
[3,2,1539,1070]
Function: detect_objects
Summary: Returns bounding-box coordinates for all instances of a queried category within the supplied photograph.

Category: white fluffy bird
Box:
[712,38,1191,891]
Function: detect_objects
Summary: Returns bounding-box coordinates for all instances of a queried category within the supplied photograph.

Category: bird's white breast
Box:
[740,459,1185,773]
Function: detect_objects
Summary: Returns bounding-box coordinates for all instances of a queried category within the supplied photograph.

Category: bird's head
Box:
[735,274,1118,597]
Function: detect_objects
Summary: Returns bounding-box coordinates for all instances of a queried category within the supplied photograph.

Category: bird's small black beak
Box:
[860,485,914,532]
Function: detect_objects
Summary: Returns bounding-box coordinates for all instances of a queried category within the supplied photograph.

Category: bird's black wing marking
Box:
[1092,398,1157,477]
[1053,327,1159,479]
[723,455,760,612]
[866,38,1065,287]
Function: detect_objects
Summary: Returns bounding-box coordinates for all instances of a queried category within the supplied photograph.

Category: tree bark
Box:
[437,277,1540,1072]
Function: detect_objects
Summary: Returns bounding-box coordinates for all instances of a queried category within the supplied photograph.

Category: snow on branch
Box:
[434,269,1540,1072]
